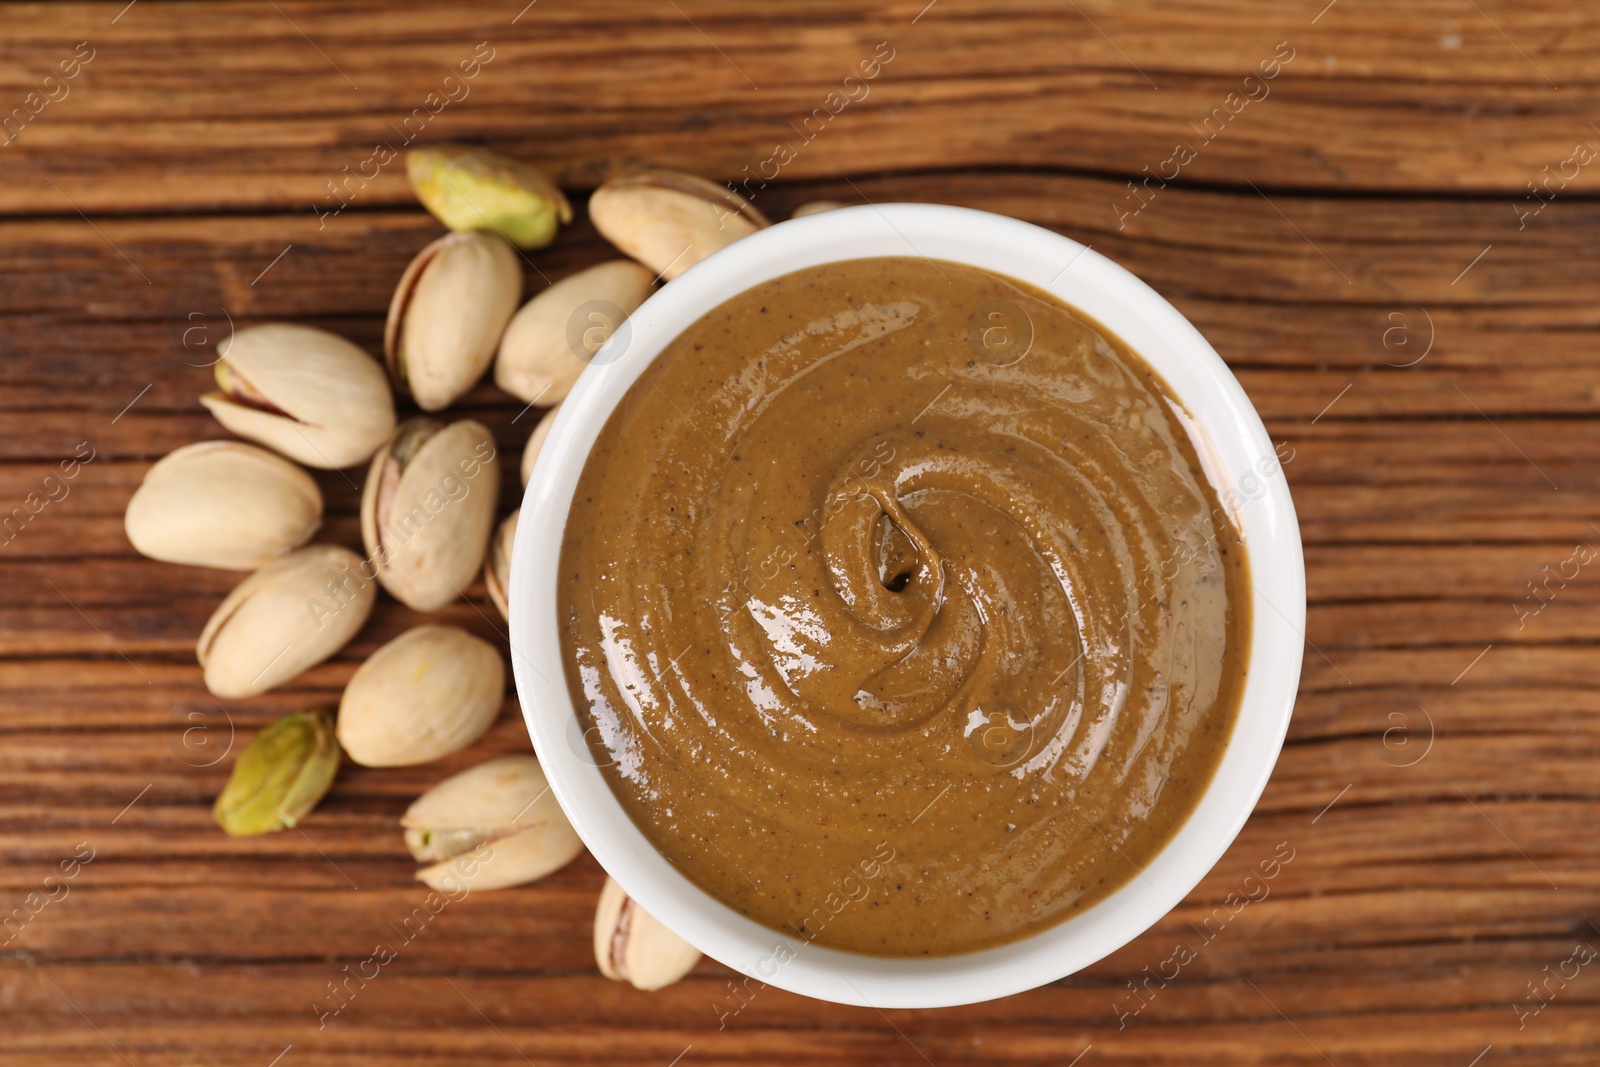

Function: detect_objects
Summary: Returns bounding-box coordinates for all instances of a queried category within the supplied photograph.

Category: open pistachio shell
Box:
[588,169,770,281]
[213,710,340,837]
[125,441,322,570]
[407,143,573,250]
[385,231,522,411]
[337,624,504,767]
[494,260,654,405]
[197,545,375,699]
[360,417,501,612]
[520,404,559,487]
[401,754,583,891]
[200,324,396,469]
[594,876,702,991]
[484,508,518,622]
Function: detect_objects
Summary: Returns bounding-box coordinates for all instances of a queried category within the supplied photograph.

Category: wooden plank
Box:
[3,176,1598,321]
[2,1,1599,218]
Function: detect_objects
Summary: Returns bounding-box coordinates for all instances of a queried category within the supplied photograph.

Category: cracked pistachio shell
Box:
[594,876,702,991]
[493,260,654,405]
[385,231,522,411]
[791,199,847,218]
[588,169,770,281]
[360,417,500,612]
[213,710,339,838]
[401,754,583,891]
[336,624,504,768]
[125,441,322,570]
[197,545,376,699]
[484,508,517,622]
[520,403,559,487]
[200,324,396,469]
[407,143,573,250]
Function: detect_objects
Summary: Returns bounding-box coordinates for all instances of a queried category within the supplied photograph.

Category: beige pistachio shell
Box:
[336,624,504,767]
[197,545,375,699]
[403,753,555,859]
[200,324,396,469]
[588,169,770,281]
[520,404,559,487]
[791,200,847,218]
[594,876,702,991]
[407,143,573,250]
[401,754,583,891]
[485,508,518,622]
[125,441,322,570]
[360,417,500,612]
[494,260,654,405]
[386,231,522,411]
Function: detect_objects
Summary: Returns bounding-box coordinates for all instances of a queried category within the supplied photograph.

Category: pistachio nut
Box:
[401,754,583,891]
[385,231,522,411]
[197,545,375,698]
[520,404,559,487]
[360,417,500,612]
[790,199,847,218]
[336,624,504,767]
[407,143,573,250]
[125,441,322,570]
[588,169,770,281]
[494,260,654,405]
[485,508,518,621]
[200,323,396,469]
[594,876,702,991]
[213,709,339,837]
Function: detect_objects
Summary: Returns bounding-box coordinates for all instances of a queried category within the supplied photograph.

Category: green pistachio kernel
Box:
[213,709,340,837]
[407,143,572,250]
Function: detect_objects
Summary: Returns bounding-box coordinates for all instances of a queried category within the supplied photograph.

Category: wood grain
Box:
[2,2,1598,1065]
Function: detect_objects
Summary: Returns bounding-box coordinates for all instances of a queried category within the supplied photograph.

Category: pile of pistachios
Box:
[124,144,792,992]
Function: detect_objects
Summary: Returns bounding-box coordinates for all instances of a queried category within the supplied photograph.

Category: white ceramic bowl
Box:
[511,203,1304,1009]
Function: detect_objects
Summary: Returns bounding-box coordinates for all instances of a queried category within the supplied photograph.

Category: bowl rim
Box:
[510,202,1305,1009]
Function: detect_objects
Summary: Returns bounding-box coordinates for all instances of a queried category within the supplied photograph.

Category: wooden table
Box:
[3,2,1596,1063]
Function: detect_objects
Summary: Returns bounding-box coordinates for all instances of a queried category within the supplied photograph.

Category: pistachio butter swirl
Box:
[559,257,1249,956]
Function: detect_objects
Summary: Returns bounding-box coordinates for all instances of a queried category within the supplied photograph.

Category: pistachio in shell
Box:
[790,199,847,218]
[125,441,322,570]
[520,403,559,487]
[484,508,518,622]
[197,545,376,699]
[360,417,500,612]
[407,143,573,250]
[200,323,396,469]
[401,754,583,891]
[385,231,522,411]
[336,624,504,767]
[213,710,340,837]
[494,260,654,405]
[594,876,702,991]
[588,169,770,281]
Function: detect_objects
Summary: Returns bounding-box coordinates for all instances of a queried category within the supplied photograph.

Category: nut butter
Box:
[558,257,1250,956]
